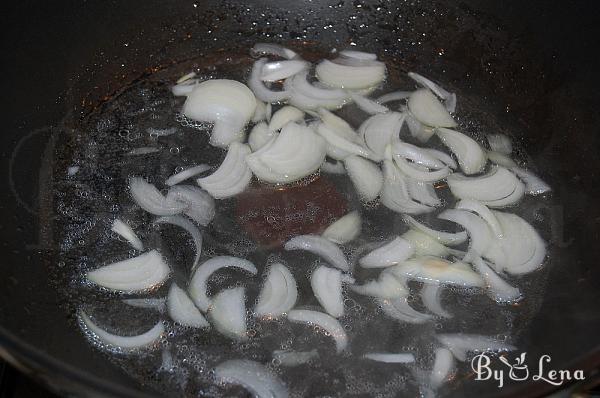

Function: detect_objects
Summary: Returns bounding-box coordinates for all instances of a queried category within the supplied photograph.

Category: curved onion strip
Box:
[407,179,442,207]
[247,122,326,184]
[483,181,526,208]
[255,263,298,318]
[391,141,447,169]
[436,334,516,362]
[111,219,143,251]
[322,211,362,245]
[189,256,257,312]
[408,89,456,128]
[251,42,298,60]
[401,230,450,257]
[317,123,375,160]
[311,266,353,318]
[446,166,525,207]
[393,156,450,182]
[268,106,304,132]
[122,298,166,313]
[511,167,551,195]
[363,353,415,363]
[167,284,209,328]
[486,133,512,155]
[402,215,467,246]
[284,235,349,271]
[339,50,378,60]
[273,349,318,367]
[389,257,484,287]
[155,215,202,269]
[351,272,408,298]
[287,310,348,352]
[350,92,389,114]
[252,100,268,123]
[129,177,186,216]
[435,128,486,175]
[248,122,276,152]
[208,287,248,340]
[487,151,517,168]
[430,348,455,389]
[261,60,309,82]
[215,359,289,398]
[344,156,383,202]
[421,284,452,318]
[86,250,170,292]
[197,142,253,199]
[407,72,452,100]
[378,296,432,324]
[287,71,350,110]
[316,59,386,90]
[171,79,199,96]
[381,160,434,214]
[472,256,521,303]
[445,93,457,113]
[166,164,211,186]
[438,209,493,259]
[422,148,458,169]
[165,185,215,226]
[321,159,346,174]
[359,237,415,268]
[79,311,164,350]
[377,91,411,104]
[248,59,291,103]
[455,199,503,238]
[359,112,404,161]
[405,112,436,142]
[318,109,361,142]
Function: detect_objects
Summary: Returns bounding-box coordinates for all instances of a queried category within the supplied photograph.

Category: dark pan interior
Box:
[0,0,599,397]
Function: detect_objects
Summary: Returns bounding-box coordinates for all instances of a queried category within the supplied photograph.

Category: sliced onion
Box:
[487,150,517,168]
[177,71,197,84]
[321,159,346,174]
[407,72,452,101]
[358,112,405,161]
[183,79,256,148]
[286,309,348,352]
[248,122,276,152]
[446,166,525,207]
[165,185,215,226]
[155,215,202,269]
[436,334,516,362]
[406,179,442,207]
[472,255,521,303]
[445,93,457,113]
[351,272,408,298]
[486,133,512,155]
[420,284,452,318]
[111,219,143,251]
[316,59,386,90]
[248,59,291,103]
[261,60,309,82]
[380,160,434,214]
[129,177,186,216]
[165,164,211,186]
[377,91,411,104]
[247,122,326,184]
[273,349,318,366]
[512,167,551,195]
[287,71,351,110]
[378,296,432,323]
[391,141,447,169]
[408,89,456,128]
[401,229,451,257]
[339,50,378,61]
[284,234,349,271]
[438,209,493,258]
[167,283,209,328]
[403,215,467,246]
[422,148,457,169]
[252,100,268,123]
[86,250,170,292]
[79,311,164,350]
[215,359,289,398]
[251,43,298,60]
[318,108,361,142]
[317,123,375,160]
[405,112,436,142]
[393,156,450,182]
[255,263,298,318]
[322,211,362,245]
[455,199,503,238]
[266,103,273,121]
[435,128,486,175]
[268,106,305,132]
[344,156,383,202]
[189,256,257,312]
[311,265,353,318]
[430,348,455,389]
[349,92,389,114]
[389,257,484,287]
[197,142,253,199]
[171,79,199,97]
[359,237,415,268]
[122,298,166,312]
[208,287,248,340]
[363,353,415,363]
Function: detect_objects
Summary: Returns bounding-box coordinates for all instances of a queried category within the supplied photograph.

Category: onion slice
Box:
[406,179,442,207]
[129,177,186,216]
[359,112,405,161]
[388,257,484,287]
[351,272,408,298]
[422,148,458,169]
[255,263,298,318]
[321,159,346,174]
[252,100,268,123]
[512,167,551,195]
[381,160,434,214]
[436,334,516,362]
[165,164,211,186]
[317,123,375,160]
[86,250,170,292]
[79,311,164,350]
[408,89,456,128]
[359,237,415,268]
[407,72,452,101]
[487,151,517,168]
[248,59,291,103]
[378,296,432,324]
[111,219,144,251]
[316,59,386,90]
[430,348,455,389]
[268,106,305,132]
[322,211,362,245]
[251,43,298,60]
[311,265,353,318]
[215,359,289,398]
[284,235,349,271]
[435,128,486,175]
[197,142,253,199]
[344,156,383,202]
[287,71,350,110]
[189,256,257,312]
[438,209,493,259]
[248,122,276,152]
[402,215,467,246]
[165,185,215,226]
[167,284,209,328]
[446,166,525,207]
[420,284,452,318]
[350,92,389,114]
[155,215,203,269]
[273,350,318,367]
[391,141,447,170]
[393,156,451,182]
[455,199,503,238]
[472,256,521,303]
[208,287,248,340]
[261,60,309,82]
[377,91,412,104]
[122,298,166,312]
[287,310,348,352]
[363,353,415,363]
[486,133,512,155]
[401,230,451,258]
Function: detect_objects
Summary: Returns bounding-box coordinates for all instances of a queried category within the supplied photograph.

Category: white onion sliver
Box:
[322,211,362,245]
[405,112,436,142]
[407,179,442,207]
[316,59,386,90]
[318,108,361,142]
[344,156,383,202]
[421,284,452,318]
[363,353,415,363]
[407,72,452,100]
[321,159,346,174]
[512,167,551,195]
[155,215,202,269]
[189,256,257,312]
[171,79,199,97]
[378,296,432,324]
[389,257,484,287]
[251,43,298,60]
[392,141,447,169]
[197,142,253,199]
[111,219,143,251]
[208,287,248,340]
[254,263,298,318]
[310,266,351,318]
[377,91,411,104]
[422,148,458,169]
[165,164,211,186]
[287,310,348,352]
[455,199,504,238]
[359,112,405,161]
[486,133,512,155]
[248,59,291,103]
[472,256,521,303]
[446,166,524,206]
[284,235,349,271]
[349,92,389,114]
[287,71,350,110]
[167,284,209,328]
[359,237,415,268]
[408,89,456,128]
[437,209,493,259]
[166,185,215,226]
[380,160,434,215]
[273,350,318,367]
[86,250,170,292]
[79,311,164,350]
[445,92,457,113]
[487,150,517,168]
[435,128,486,175]
[261,60,309,82]
[318,123,375,160]
[215,359,289,398]
[430,348,455,389]
[393,156,450,182]
[268,106,304,132]
[122,298,166,313]
[351,272,408,298]
[436,334,516,362]
[402,215,467,246]
[248,122,276,152]
[252,100,267,123]
[129,177,186,216]
[339,50,378,61]
[401,229,450,258]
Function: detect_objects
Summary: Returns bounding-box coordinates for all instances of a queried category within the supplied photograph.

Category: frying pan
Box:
[1,0,599,396]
